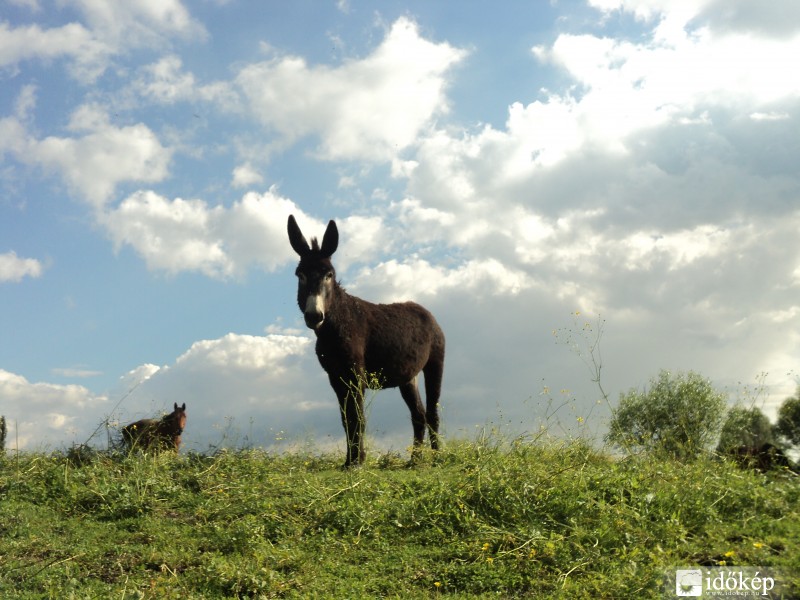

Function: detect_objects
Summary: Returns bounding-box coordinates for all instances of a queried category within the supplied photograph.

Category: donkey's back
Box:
[357,300,445,389]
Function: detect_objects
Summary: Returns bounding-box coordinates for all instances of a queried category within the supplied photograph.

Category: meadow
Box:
[1,435,798,598]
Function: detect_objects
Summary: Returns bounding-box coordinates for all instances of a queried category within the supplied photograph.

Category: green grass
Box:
[1,438,798,598]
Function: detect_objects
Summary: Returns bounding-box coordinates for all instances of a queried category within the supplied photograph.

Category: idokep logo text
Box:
[671,567,781,598]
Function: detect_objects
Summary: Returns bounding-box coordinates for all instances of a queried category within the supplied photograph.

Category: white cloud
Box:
[52,367,103,378]
[0,21,111,81]
[0,103,172,207]
[102,188,315,278]
[0,369,108,449]
[694,0,800,37]
[0,333,326,451]
[101,189,394,279]
[5,0,800,453]
[116,364,162,397]
[102,191,232,277]
[130,55,238,108]
[530,8,800,164]
[133,55,196,103]
[0,0,205,82]
[117,331,338,451]
[235,17,466,161]
[231,163,264,189]
[176,333,311,375]
[750,111,789,122]
[7,0,41,9]
[0,251,44,282]
[74,0,206,42]
[350,257,531,303]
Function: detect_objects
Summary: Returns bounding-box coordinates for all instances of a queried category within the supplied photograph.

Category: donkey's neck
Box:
[320,284,363,335]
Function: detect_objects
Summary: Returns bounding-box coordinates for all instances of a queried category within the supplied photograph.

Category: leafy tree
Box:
[716,406,774,453]
[776,388,800,447]
[606,370,726,459]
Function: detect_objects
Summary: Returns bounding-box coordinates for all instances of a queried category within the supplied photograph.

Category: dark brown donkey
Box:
[122,402,187,452]
[288,215,445,467]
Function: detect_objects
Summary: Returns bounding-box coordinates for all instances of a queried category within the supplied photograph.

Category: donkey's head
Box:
[169,402,187,433]
[287,215,339,329]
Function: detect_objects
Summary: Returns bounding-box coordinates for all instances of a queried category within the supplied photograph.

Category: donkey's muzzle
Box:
[303,293,326,329]
[304,311,324,329]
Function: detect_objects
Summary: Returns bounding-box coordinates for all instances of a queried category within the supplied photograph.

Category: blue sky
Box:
[2,0,799,453]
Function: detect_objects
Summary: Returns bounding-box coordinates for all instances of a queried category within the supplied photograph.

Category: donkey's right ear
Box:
[320,219,339,258]
[288,215,310,256]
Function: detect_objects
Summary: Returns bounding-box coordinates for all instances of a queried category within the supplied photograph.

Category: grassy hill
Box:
[1,438,798,598]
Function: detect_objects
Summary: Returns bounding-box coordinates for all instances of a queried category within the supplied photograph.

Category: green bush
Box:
[776,389,800,448]
[606,370,726,459]
[716,406,774,453]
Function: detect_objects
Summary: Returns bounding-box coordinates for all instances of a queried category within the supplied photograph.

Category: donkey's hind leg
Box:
[423,354,444,450]
[400,378,427,453]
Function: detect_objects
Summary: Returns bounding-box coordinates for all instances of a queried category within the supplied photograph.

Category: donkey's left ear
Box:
[288,215,311,257]
[180,403,186,410]
[320,220,339,258]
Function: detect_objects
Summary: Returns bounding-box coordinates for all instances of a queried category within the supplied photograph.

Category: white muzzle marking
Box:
[304,293,325,328]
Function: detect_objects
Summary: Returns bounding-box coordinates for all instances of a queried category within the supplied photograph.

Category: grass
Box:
[1,437,798,599]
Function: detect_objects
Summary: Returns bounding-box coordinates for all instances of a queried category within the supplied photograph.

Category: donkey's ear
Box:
[320,220,339,258]
[287,215,310,257]
[180,403,186,410]
[174,402,179,411]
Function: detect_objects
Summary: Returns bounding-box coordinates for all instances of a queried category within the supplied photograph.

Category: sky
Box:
[1,0,799,454]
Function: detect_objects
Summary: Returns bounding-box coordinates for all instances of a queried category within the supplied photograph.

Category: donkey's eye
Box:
[297,272,307,284]
[324,272,333,282]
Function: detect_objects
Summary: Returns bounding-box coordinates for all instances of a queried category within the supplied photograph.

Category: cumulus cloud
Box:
[101,191,233,277]
[116,332,340,451]
[73,0,206,44]
[235,17,466,161]
[0,251,43,282]
[175,333,311,375]
[350,257,531,303]
[101,188,311,278]
[0,369,108,449]
[0,21,111,81]
[0,102,172,207]
[101,189,390,279]
[0,333,330,451]
[231,163,264,189]
[130,55,238,108]
[694,0,800,37]
[0,0,205,82]
[5,1,800,452]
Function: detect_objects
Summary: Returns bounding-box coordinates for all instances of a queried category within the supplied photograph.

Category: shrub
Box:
[606,370,726,460]
[776,390,800,448]
[716,406,774,453]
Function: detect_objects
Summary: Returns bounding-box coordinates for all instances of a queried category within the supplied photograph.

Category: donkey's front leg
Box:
[334,378,366,467]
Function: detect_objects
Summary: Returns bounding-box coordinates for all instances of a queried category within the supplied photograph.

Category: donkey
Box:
[122,402,187,453]
[288,215,445,467]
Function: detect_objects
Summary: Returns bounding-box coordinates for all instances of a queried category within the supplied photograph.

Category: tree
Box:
[716,406,774,453]
[606,370,726,460]
[776,388,800,447]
